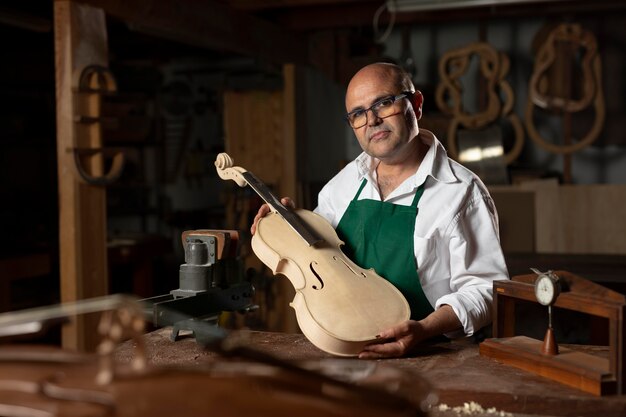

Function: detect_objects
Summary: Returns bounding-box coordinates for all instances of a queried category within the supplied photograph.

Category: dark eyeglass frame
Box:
[345,91,414,129]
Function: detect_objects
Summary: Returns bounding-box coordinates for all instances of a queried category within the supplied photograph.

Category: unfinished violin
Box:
[215,153,410,357]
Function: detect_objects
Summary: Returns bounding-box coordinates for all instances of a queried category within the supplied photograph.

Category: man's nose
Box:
[366,109,382,126]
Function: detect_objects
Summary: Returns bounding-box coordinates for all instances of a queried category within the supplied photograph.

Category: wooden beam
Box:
[279,63,301,334]
[54,0,109,352]
[74,0,308,68]
[225,0,379,12]
[281,64,298,205]
[267,0,626,31]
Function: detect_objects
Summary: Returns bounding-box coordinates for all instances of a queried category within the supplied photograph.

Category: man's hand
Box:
[358,320,423,359]
[251,197,295,235]
[359,305,462,359]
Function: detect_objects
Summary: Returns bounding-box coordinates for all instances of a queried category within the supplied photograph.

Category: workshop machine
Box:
[142,230,255,345]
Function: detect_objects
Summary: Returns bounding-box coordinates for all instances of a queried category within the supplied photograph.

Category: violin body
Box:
[253,209,410,356]
[215,153,410,357]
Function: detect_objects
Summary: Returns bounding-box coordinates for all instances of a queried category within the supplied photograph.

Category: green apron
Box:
[336,178,433,321]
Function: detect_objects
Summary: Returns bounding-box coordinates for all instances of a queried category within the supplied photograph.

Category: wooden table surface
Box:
[115,328,626,417]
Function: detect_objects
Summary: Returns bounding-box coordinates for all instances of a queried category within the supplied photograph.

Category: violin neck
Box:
[242,171,284,213]
[242,171,321,247]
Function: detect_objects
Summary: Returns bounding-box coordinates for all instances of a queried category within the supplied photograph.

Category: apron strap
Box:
[353,178,368,201]
[355,178,425,208]
[410,183,425,208]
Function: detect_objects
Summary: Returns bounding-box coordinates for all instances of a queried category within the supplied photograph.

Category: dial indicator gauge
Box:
[532,269,561,306]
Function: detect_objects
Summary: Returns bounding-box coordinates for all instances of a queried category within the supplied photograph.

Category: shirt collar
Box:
[415,129,457,185]
[354,129,458,186]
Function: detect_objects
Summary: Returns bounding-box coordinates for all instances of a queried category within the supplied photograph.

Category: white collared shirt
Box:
[314,129,509,337]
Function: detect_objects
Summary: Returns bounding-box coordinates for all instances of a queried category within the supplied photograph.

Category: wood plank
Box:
[74,0,308,67]
[480,336,615,396]
[281,64,298,206]
[518,179,562,253]
[223,90,284,186]
[54,0,109,351]
[559,185,626,254]
[504,181,626,255]
[222,90,287,329]
[221,67,304,334]
[278,63,299,334]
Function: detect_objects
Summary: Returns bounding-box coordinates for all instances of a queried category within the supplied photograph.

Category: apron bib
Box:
[336,179,433,321]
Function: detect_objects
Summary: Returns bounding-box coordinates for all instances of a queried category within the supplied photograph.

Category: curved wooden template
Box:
[436,42,504,130]
[436,56,466,115]
[500,81,515,118]
[71,147,125,186]
[528,23,598,113]
[76,64,118,94]
[505,114,526,165]
[525,55,605,155]
[499,54,515,116]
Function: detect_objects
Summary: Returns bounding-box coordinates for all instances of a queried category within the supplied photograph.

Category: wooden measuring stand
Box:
[479,271,626,395]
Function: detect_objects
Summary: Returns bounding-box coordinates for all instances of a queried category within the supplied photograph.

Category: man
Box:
[253,62,509,359]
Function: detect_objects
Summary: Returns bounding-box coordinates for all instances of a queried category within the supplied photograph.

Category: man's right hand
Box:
[251,197,295,235]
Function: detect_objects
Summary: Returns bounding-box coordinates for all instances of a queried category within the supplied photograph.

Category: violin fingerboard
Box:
[242,171,321,247]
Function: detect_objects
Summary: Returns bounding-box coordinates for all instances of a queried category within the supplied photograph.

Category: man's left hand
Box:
[358,320,423,359]
[358,305,462,359]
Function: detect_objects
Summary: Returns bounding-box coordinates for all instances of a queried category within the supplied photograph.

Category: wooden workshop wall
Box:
[491,182,626,255]
[523,181,626,255]
[221,64,301,333]
[3,2,626,343]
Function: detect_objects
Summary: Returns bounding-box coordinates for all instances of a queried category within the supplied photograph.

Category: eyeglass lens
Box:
[348,95,407,129]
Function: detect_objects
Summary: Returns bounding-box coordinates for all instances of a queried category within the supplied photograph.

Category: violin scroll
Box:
[215,153,248,187]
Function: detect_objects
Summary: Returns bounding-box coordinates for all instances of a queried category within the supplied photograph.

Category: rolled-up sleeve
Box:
[435,193,508,337]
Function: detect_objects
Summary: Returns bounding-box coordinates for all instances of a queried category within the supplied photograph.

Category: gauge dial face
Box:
[534,275,559,306]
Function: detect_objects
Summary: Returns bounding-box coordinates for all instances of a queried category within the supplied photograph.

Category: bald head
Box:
[346,63,414,108]
[344,62,424,164]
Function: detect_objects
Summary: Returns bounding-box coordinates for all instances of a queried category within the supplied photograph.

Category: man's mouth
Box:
[369,130,390,141]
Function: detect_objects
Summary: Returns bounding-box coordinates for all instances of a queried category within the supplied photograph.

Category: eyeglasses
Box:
[345,91,414,129]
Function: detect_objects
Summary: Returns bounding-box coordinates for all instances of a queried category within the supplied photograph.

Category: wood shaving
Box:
[435,401,513,416]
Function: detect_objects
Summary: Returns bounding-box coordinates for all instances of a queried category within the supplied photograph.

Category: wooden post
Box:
[281,63,300,334]
[54,0,109,351]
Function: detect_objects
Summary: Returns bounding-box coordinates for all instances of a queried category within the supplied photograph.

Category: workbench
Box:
[115,328,626,417]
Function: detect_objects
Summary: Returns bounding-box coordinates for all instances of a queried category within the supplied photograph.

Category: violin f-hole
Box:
[309,262,325,290]
[333,256,367,278]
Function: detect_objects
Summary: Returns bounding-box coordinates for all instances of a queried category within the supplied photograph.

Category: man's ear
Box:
[412,91,424,120]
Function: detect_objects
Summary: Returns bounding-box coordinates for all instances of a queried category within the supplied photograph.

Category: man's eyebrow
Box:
[348,94,394,114]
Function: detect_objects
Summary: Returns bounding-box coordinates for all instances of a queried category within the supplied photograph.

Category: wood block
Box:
[480,336,615,395]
